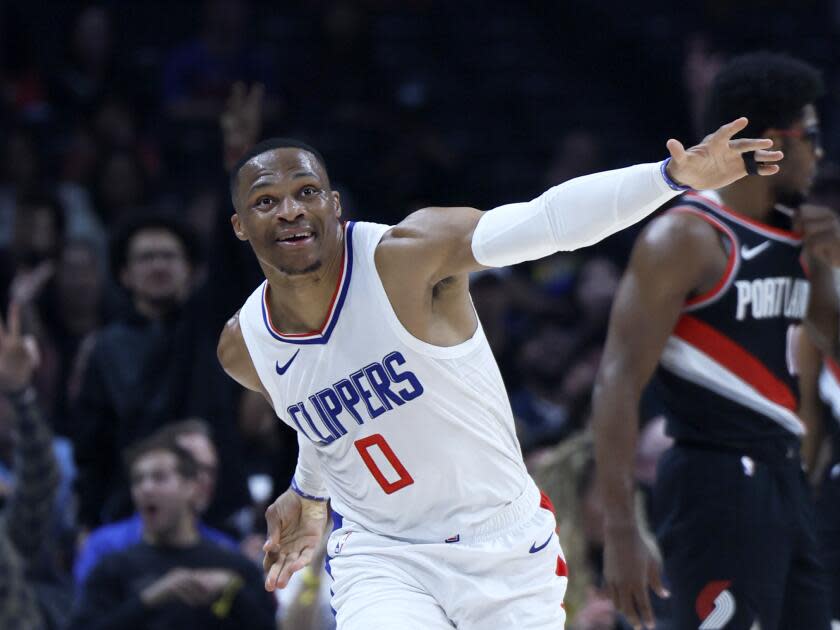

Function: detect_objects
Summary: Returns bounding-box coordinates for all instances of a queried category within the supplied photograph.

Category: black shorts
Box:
[816,458,840,622]
[653,442,831,630]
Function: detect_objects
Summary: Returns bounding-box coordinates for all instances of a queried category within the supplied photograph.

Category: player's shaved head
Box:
[230,138,329,205]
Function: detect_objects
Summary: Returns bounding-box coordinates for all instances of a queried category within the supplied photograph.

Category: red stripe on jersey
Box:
[556,556,568,577]
[667,206,738,308]
[263,230,347,338]
[539,490,556,515]
[685,192,802,242]
[674,315,797,411]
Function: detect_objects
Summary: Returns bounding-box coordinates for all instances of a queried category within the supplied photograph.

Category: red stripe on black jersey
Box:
[673,315,797,411]
[667,206,739,309]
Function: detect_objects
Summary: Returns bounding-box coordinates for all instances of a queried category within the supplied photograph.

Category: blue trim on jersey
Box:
[332,509,344,531]
[260,221,356,345]
[290,476,329,501]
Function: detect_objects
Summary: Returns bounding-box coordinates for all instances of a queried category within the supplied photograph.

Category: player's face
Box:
[769,104,824,206]
[131,450,196,539]
[232,148,342,276]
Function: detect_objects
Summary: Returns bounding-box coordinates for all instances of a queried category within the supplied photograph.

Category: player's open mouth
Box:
[276,231,315,247]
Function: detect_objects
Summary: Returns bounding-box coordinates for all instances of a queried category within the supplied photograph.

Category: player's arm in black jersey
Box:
[591,211,730,630]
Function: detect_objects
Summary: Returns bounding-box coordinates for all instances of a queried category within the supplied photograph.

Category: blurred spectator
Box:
[0,128,40,249]
[73,419,236,588]
[163,0,275,122]
[49,6,139,122]
[0,303,60,630]
[510,318,580,451]
[68,431,275,630]
[92,149,151,224]
[72,214,248,530]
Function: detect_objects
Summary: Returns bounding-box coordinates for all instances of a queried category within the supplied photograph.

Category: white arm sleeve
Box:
[471,161,682,267]
[290,434,328,501]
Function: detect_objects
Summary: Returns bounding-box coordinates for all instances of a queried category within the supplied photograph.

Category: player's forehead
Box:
[239,148,327,192]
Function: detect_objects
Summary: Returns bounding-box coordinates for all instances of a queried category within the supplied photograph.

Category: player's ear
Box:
[231,213,248,241]
[332,190,342,219]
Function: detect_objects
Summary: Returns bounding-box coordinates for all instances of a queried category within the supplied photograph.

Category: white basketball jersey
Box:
[238,221,532,542]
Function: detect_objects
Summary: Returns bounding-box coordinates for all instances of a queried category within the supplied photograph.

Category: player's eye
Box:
[254,196,274,208]
[301,186,319,197]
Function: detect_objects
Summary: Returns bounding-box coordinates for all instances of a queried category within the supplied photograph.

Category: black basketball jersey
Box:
[655,191,809,447]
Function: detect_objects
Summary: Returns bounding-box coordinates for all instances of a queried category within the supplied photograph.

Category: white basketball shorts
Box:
[325,482,568,629]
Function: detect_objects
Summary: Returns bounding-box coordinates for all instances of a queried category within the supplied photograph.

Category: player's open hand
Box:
[603,524,668,630]
[263,488,328,591]
[665,117,783,190]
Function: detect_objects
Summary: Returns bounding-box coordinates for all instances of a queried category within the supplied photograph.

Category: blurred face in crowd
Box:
[175,431,218,514]
[97,152,144,215]
[57,241,102,324]
[769,104,824,207]
[232,148,343,277]
[130,450,196,543]
[12,203,62,267]
[120,228,191,314]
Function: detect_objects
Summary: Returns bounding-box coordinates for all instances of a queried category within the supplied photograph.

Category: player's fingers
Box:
[728,138,774,153]
[756,164,780,176]
[753,148,783,162]
[616,585,642,629]
[263,547,282,575]
[648,561,670,599]
[275,549,304,590]
[665,138,686,162]
[717,117,749,140]
[633,588,657,630]
[264,557,285,591]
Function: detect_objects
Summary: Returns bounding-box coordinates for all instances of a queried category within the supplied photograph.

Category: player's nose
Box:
[276,197,305,222]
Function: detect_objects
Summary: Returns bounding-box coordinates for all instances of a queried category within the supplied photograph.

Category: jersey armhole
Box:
[666,206,740,310]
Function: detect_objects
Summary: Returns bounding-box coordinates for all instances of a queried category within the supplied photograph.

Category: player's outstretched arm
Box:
[384,118,781,286]
[591,212,722,630]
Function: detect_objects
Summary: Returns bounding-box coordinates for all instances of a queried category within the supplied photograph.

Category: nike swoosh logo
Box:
[740,240,771,260]
[529,532,553,554]
[275,349,300,375]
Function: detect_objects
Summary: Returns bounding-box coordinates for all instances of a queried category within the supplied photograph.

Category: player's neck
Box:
[263,237,346,334]
[717,178,777,223]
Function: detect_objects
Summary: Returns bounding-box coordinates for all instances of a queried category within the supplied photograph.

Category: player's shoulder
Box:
[217,310,247,371]
[381,206,481,243]
[637,202,723,257]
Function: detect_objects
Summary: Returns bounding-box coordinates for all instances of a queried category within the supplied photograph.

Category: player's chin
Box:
[276,258,323,276]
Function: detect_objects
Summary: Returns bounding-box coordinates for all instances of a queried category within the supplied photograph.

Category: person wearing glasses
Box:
[593,52,838,630]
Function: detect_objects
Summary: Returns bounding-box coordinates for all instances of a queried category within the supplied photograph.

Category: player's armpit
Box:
[217,310,271,400]
[377,206,487,287]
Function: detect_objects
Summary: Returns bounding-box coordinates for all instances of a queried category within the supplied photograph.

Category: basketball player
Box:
[217,116,781,628]
[592,52,838,630]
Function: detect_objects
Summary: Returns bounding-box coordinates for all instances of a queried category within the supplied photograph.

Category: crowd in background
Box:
[2,1,840,628]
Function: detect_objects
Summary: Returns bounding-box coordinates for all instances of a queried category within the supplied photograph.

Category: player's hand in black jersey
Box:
[603,523,668,630]
[796,204,840,266]
[665,117,783,190]
[262,489,328,592]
